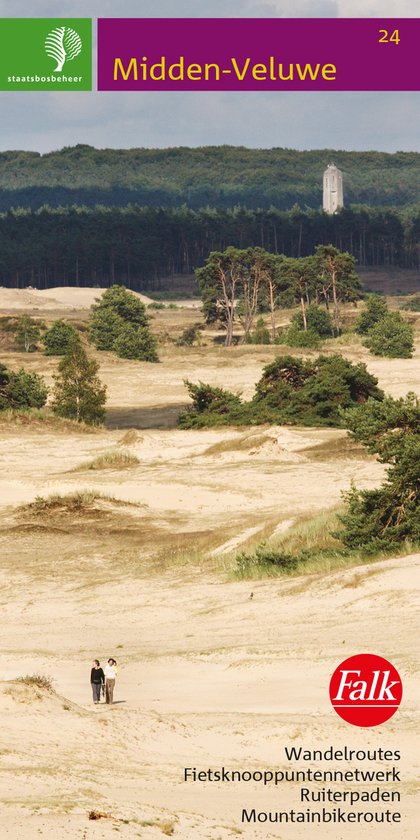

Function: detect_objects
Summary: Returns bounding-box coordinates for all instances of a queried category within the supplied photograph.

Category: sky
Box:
[0,0,419,154]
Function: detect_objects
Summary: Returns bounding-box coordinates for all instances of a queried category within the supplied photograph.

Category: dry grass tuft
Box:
[74,450,140,471]
[118,429,143,446]
[159,822,176,836]
[204,432,271,456]
[15,674,54,691]
[88,810,113,821]
[24,491,131,514]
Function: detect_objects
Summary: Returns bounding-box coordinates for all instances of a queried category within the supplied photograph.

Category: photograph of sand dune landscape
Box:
[0,1,419,838]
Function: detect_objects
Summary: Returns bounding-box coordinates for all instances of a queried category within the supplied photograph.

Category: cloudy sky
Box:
[0,0,419,153]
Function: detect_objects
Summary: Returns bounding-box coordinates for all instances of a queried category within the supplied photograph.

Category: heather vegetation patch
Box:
[179,355,384,429]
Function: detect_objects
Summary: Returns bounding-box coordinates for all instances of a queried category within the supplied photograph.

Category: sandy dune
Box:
[0,286,155,311]
[0,289,419,837]
[1,555,419,839]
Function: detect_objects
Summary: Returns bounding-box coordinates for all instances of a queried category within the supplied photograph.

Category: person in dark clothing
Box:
[90,659,105,703]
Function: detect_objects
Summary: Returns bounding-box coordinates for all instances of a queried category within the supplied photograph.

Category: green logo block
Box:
[0,18,92,90]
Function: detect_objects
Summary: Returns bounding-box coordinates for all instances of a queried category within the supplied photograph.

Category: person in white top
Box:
[104,658,118,704]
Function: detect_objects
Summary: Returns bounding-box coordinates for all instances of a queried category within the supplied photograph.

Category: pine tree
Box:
[355,294,388,335]
[335,394,420,550]
[363,312,414,358]
[0,363,48,410]
[52,340,106,425]
[89,284,158,361]
[113,324,159,361]
[43,320,80,355]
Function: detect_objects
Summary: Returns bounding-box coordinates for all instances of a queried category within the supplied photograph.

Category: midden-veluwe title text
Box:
[97,18,418,92]
[113,56,337,84]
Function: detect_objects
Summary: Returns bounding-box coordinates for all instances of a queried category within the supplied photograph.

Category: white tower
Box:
[323,163,344,214]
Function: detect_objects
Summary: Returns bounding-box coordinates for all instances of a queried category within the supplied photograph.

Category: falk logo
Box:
[329,653,403,727]
[45,26,82,72]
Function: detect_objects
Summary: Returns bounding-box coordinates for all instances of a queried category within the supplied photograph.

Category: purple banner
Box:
[97,18,419,91]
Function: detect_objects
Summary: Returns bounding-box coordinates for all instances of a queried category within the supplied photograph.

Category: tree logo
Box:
[45,26,82,72]
[329,653,402,727]
[0,19,92,90]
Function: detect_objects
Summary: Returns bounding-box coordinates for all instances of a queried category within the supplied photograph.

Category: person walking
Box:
[104,658,117,704]
[90,659,105,704]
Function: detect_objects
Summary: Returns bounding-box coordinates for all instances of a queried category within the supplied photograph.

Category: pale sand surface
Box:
[0,286,155,310]
[1,556,419,839]
[0,288,419,838]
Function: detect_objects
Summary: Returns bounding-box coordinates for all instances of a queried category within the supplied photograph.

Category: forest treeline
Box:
[0,204,419,290]
[0,145,420,211]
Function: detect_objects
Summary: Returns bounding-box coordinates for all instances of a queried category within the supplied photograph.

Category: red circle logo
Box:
[329,653,402,727]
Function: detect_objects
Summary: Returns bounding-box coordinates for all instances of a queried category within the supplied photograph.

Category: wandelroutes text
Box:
[183,745,403,826]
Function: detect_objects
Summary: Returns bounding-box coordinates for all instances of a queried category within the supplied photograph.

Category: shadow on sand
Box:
[106,403,188,430]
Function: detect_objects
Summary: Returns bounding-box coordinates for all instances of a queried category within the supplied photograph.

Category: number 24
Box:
[379,29,400,45]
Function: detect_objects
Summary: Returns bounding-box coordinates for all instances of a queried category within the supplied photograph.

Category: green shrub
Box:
[246,318,271,345]
[91,285,149,328]
[89,285,158,361]
[292,304,333,337]
[113,324,159,361]
[334,483,418,554]
[355,295,388,335]
[178,355,384,429]
[363,312,414,358]
[178,381,243,429]
[254,354,382,411]
[0,363,48,410]
[237,544,301,575]
[284,324,320,348]
[176,325,201,346]
[88,307,125,351]
[43,320,80,355]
